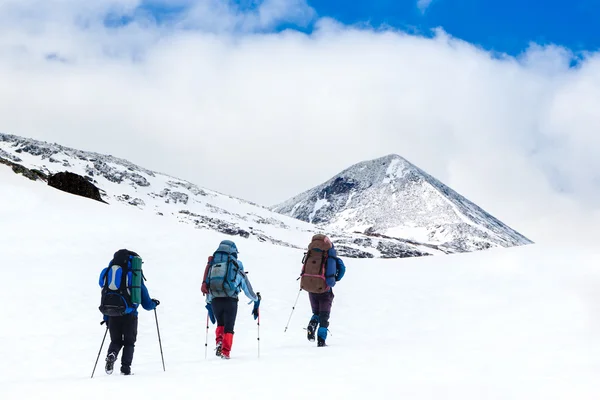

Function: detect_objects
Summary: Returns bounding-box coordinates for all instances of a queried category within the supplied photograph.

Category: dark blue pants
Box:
[211,297,239,334]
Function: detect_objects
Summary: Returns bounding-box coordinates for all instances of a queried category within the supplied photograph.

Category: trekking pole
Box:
[204,313,209,360]
[257,310,261,358]
[284,289,302,333]
[90,324,109,379]
[154,309,166,371]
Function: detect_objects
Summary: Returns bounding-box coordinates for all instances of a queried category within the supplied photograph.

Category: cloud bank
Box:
[1,0,600,245]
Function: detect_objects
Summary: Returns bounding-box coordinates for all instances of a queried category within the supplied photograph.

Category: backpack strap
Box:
[221,254,231,295]
[122,256,130,290]
[301,248,326,273]
[320,251,327,276]
[227,257,243,295]
[101,268,109,289]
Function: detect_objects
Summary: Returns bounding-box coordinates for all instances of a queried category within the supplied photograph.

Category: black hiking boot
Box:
[307,320,318,342]
[120,365,131,375]
[317,337,326,347]
[105,352,116,375]
[215,341,223,357]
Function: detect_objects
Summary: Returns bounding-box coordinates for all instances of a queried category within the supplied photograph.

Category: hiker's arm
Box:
[238,262,258,302]
[241,274,258,302]
[140,282,156,310]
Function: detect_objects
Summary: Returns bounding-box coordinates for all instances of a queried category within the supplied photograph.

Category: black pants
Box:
[107,314,138,368]
[211,297,238,334]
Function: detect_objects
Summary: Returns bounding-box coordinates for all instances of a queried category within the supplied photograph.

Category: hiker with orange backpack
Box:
[201,240,260,359]
[299,234,346,347]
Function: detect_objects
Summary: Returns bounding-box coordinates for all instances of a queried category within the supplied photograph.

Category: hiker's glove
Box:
[152,298,160,307]
[206,303,216,324]
[251,293,261,320]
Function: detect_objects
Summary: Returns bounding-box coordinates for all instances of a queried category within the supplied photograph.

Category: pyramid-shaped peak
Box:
[272,153,532,251]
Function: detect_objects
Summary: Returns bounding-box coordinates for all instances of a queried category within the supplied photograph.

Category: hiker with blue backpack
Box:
[98,249,160,375]
[201,240,260,359]
[299,234,346,347]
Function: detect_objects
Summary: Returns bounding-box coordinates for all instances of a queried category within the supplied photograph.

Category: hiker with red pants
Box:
[300,234,346,347]
[201,240,260,359]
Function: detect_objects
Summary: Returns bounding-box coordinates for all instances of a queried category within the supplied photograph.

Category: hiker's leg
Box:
[308,292,320,321]
[306,293,320,341]
[318,290,335,329]
[223,298,238,334]
[211,299,226,344]
[221,298,238,357]
[316,291,334,343]
[120,314,138,371]
[106,316,124,357]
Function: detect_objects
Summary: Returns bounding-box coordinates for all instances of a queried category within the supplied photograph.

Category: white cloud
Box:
[417,0,434,14]
[1,0,600,244]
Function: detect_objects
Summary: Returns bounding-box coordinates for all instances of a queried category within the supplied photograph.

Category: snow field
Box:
[2,166,600,399]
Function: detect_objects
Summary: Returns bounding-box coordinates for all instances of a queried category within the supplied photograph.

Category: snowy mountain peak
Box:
[307,153,415,199]
[272,154,533,252]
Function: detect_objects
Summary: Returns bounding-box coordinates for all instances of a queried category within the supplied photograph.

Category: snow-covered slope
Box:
[2,164,600,400]
[0,133,445,258]
[272,154,533,252]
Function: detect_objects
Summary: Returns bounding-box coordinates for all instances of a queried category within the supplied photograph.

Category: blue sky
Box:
[310,0,600,55]
[127,0,600,56]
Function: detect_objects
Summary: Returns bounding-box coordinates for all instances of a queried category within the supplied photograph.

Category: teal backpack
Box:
[205,241,242,298]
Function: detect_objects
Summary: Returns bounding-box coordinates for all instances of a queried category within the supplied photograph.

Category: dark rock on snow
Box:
[47,171,105,203]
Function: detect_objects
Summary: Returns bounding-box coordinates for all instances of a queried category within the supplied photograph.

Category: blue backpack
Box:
[98,249,143,317]
[206,241,242,298]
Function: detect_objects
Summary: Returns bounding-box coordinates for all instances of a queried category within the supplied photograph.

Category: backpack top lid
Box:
[215,240,238,257]
[308,234,333,251]
[112,249,140,267]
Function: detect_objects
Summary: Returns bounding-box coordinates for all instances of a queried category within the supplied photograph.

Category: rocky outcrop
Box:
[376,241,431,258]
[117,194,146,207]
[178,210,250,238]
[334,245,375,258]
[47,171,105,203]
[0,156,47,181]
[153,189,189,205]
